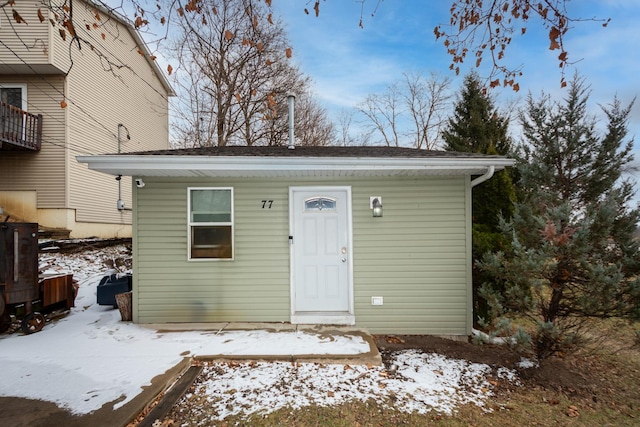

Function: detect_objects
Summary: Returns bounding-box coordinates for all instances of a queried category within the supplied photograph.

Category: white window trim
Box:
[0,83,28,110]
[187,187,234,261]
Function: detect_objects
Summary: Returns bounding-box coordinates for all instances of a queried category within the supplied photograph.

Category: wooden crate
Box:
[41,274,76,309]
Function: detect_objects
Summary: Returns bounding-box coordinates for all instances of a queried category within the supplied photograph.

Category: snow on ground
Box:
[187,352,519,421]
[0,245,520,419]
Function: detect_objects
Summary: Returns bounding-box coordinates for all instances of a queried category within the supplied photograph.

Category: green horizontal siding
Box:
[132,176,471,335]
[133,179,290,323]
[350,177,470,334]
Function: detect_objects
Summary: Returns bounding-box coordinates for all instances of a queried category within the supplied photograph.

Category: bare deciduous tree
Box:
[433,1,610,90]
[174,0,286,146]
[357,72,452,149]
[335,109,372,147]
[291,94,335,147]
[402,71,452,150]
[170,0,331,147]
[336,109,354,147]
[357,83,402,147]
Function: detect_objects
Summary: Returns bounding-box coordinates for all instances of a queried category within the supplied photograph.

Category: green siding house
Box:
[78,146,514,336]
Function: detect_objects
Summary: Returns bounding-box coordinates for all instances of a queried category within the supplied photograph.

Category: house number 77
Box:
[261,200,273,209]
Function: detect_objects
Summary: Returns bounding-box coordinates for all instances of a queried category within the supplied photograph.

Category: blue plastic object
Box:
[96,274,132,307]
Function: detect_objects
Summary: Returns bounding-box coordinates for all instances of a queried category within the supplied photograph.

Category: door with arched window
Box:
[289,187,354,324]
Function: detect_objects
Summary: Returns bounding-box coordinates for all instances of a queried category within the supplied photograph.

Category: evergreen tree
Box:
[443,73,516,325]
[479,75,640,358]
[443,73,511,156]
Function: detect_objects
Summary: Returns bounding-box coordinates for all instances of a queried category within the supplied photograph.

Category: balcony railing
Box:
[0,101,43,151]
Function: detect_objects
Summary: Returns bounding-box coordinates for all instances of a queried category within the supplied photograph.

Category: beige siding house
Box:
[79,146,514,336]
[0,0,174,237]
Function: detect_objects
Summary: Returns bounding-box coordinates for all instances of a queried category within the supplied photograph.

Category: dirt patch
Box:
[518,355,599,394]
[375,335,520,367]
[374,334,605,399]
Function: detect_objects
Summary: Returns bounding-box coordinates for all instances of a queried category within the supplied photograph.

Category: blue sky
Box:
[270,0,640,148]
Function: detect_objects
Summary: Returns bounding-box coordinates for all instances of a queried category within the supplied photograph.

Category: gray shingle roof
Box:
[125,145,506,159]
[79,145,515,178]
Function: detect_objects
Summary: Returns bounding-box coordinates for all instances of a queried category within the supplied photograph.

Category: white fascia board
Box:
[76,155,516,176]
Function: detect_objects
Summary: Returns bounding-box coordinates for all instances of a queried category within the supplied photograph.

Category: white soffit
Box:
[76,155,515,178]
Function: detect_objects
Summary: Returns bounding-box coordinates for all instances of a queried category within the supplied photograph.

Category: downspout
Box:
[287,92,295,150]
[468,164,495,335]
[470,165,495,187]
[117,124,131,211]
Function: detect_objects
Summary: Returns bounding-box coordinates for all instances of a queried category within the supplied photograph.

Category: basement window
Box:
[188,187,233,260]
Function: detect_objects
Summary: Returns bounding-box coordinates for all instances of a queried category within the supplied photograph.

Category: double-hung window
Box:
[188,188,233,260]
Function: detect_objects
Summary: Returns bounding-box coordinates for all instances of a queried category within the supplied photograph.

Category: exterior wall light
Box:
[370,196,383,218]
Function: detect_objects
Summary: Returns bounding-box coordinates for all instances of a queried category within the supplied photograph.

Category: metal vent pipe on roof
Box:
[287,92,296,150]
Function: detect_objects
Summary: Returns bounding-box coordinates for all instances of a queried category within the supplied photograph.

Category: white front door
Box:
[290,187,354,324]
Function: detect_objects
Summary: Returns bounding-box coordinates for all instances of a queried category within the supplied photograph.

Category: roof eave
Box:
[76,154,516,177]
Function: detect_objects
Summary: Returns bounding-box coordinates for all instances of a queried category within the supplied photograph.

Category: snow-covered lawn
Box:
[183,351,518,421]
[0,246,520,419]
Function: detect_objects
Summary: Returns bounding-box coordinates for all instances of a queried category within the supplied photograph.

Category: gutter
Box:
[76,154,516,179]
[470,165,495,187]
[76,155,515,172]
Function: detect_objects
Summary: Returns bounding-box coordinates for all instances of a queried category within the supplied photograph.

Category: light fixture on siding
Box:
[370,196,383,218]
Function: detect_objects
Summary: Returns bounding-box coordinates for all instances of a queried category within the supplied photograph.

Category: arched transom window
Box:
[304,197,336,212]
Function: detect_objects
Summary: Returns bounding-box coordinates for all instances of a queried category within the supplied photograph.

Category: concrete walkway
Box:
[144,322,382,364]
